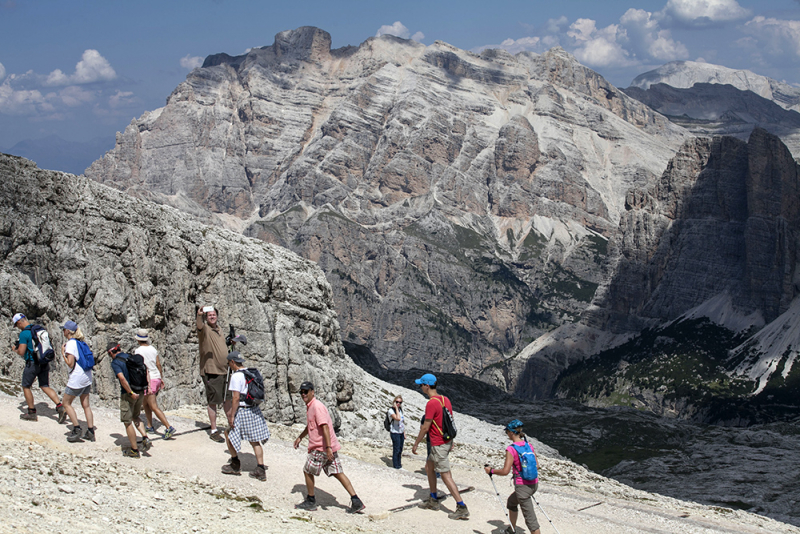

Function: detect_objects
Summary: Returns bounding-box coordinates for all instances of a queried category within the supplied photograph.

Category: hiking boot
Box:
[140,437,152,452]
[56,405,67,424]
[348,496,365,513]
[83,427,96,442]
[248,465,266,481]
[67,426,83,443]
[209,429,225,443]
[145,426,156,434]
[418,496,440,510]
[20,412,38,422]
[294,498,318,511]
[221,457,241,475]
[449,503,470,520]
[163,426,176,440]
[123,448,140,459]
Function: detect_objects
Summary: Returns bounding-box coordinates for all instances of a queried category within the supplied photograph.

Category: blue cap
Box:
[62,320,78,332]
[415,373,437,386]
[505,419,524,432]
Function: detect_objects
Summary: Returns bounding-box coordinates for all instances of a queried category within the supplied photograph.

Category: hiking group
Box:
[12,307,546,526]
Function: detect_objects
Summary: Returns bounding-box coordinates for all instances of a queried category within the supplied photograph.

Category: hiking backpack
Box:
[432,396,457,442]
[124,353,148,393]
[384,411,392,432]
[73,340,95,371]
[511,441,538,481]
[26,324,55,364]
[240,368,265,406]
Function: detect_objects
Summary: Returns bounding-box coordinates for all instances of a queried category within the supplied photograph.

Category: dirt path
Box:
[1,393,797,534]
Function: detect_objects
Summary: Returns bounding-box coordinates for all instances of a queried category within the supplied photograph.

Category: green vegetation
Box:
[518,230,547,262]
[542,264,599,303]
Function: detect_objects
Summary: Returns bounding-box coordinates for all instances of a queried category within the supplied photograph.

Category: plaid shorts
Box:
[228,406,270,452]
[303,449,344,477]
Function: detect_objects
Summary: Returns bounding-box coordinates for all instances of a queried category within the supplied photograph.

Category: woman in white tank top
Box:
[134,329,176,440]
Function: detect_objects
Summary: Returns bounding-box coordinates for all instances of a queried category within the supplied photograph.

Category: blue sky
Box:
[1,0,799,152]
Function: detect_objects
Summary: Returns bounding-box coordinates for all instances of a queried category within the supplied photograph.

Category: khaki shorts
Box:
[202,373,227,405]
[428,443,452,473]
[120,392,144,424]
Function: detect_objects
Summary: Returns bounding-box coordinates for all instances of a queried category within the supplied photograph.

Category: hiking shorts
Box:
[120,392,144,424]
[508,483,540,532]
[147,378,163,395]
[64,385,91,397]
[428,443,452,473]
[202,373,226,405]
[303,450,344,477]
[21,361,50,389]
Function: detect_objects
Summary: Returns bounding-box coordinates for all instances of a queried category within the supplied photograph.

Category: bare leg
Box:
[425,458,438,494]
[63,394,79,426]
[304,471,316,497]
[509,508,518,531]
[145,394,171,428]
[144,402,154,428]
[225,429,237,457]
[251,442,263,465]
[223,399,233,421]
[124,422,138,450]
[22,387,35,410]
[41,386,61,407]
[134,418,148,438]
[331,472,357,497]
[207,403,218,431]
[80,393,93,429]
[440,470,462,502]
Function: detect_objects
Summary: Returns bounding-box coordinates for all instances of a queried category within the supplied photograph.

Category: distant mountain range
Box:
[1,135,113,176]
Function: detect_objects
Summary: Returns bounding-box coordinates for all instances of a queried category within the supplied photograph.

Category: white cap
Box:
[12,313,25,325]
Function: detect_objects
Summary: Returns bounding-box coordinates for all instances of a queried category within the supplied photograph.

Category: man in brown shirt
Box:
[197,305,231,442]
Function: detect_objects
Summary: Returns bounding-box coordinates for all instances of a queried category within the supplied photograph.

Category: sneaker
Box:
[209,429,225,443]
[418,496,440,511]
[20,412,38,421]
[249,465,266,481]
[449,503,470,520]
[294,498,318,511]
[163,426,176,440]
[56,405,67,424]
[67,426,83,443]
[348,496,365,514]
[123,448,140,459]
[222,458,241,476]
[83,427,96,442]
[140,437,152,452]
[145,426,156,434]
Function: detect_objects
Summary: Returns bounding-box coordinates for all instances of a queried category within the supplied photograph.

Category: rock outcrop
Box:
[0,153,360,425]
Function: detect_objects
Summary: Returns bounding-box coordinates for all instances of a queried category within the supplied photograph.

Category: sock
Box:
[56,403,62,408]
[257,464,265,469]
[307,495,316,502]
[27,408,36,413]
[457,501,465,507]
[430,492,438,499]
[351,494,359,501]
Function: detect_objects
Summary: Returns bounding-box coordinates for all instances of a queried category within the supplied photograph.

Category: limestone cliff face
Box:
[85,27,688,381]
[0,153,359,425]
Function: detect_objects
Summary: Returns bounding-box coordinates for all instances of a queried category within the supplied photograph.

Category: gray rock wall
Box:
[0,153,357,424]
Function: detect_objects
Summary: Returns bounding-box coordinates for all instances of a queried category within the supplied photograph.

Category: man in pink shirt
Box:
[293,381,365,513]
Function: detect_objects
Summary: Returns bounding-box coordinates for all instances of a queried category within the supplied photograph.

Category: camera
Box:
[203,306,214,313]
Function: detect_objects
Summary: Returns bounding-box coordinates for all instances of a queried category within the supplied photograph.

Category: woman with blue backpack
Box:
[61,320,96,443]
[484,419,540,534]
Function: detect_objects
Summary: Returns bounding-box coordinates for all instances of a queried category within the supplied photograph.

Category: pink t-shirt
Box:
[507,441,538,485]
[306,397,341,453]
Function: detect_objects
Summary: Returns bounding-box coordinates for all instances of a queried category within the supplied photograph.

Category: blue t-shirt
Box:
[17,328,35,362]
[110,353,131,394]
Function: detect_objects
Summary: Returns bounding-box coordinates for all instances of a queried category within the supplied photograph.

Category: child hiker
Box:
[484,419,541,534]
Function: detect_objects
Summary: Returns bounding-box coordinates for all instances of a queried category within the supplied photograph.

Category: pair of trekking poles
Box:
[485,465,561,534]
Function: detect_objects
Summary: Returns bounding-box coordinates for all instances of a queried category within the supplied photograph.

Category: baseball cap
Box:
[505,419,524,432]
[232,334,248,345]
[226,351,245,363]
[106,341,120,352]
[62,320,78,332]
[299,381,314,391]
[414,373,437,386]
[12,313,26,325]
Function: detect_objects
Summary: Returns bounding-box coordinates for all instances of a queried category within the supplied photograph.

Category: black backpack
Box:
[125,353,148,393]
[432,396,458,442]
[384,410,392,432]
[25,325,55,364]
[241,368,265,406]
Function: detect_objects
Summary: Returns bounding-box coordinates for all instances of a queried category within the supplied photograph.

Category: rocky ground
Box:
[1,393,797,534]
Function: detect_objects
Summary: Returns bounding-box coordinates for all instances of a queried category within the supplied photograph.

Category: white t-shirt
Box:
[228,370,249,407]
[65,339,92,390]
[387,407,405,433]
[135,345,161,380]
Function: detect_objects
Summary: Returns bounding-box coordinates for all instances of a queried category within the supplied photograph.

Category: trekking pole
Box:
[532,494,561,534]
[485,465,514,533]
[223,366,231,402]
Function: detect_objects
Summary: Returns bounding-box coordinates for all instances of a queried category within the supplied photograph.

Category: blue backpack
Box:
[74,340,95,371]
[511,441,538,481]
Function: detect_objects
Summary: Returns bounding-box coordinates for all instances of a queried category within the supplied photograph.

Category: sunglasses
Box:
[300,390,310,395]
[395,401,403,404]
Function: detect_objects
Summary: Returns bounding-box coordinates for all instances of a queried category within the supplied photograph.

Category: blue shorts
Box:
[21,361,50,389]
[64,385,91,397]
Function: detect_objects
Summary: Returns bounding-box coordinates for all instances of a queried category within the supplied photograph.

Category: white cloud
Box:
[376,21,425,42]
[620,8,688,61]
[180,54,204,70]
[0,79,49,115]
[58,85,95,107]
[45,50,116,86]
[108,89,135,108]
[658,0,751,28]
[743,16,800,59]
[0,62,5,81]
[567,19,636,67]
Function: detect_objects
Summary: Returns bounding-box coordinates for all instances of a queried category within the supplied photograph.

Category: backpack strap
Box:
[429,396,447,435]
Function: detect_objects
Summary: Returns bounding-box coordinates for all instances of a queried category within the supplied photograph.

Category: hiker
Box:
[411,373,469,520]
[220,351,270,480]
[484,419,541,534]
[134,328,176,439]
[196,305,231,442]
[293,381,365,513]
[11,313,65,423]
[60,320,95,443]
[107,341,153,458]
[388,395,405,469]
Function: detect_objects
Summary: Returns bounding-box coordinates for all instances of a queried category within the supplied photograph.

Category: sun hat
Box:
[62,320,78,332]
[134,328,149,342]
[12,313,25,325]
[414,373,437,386]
